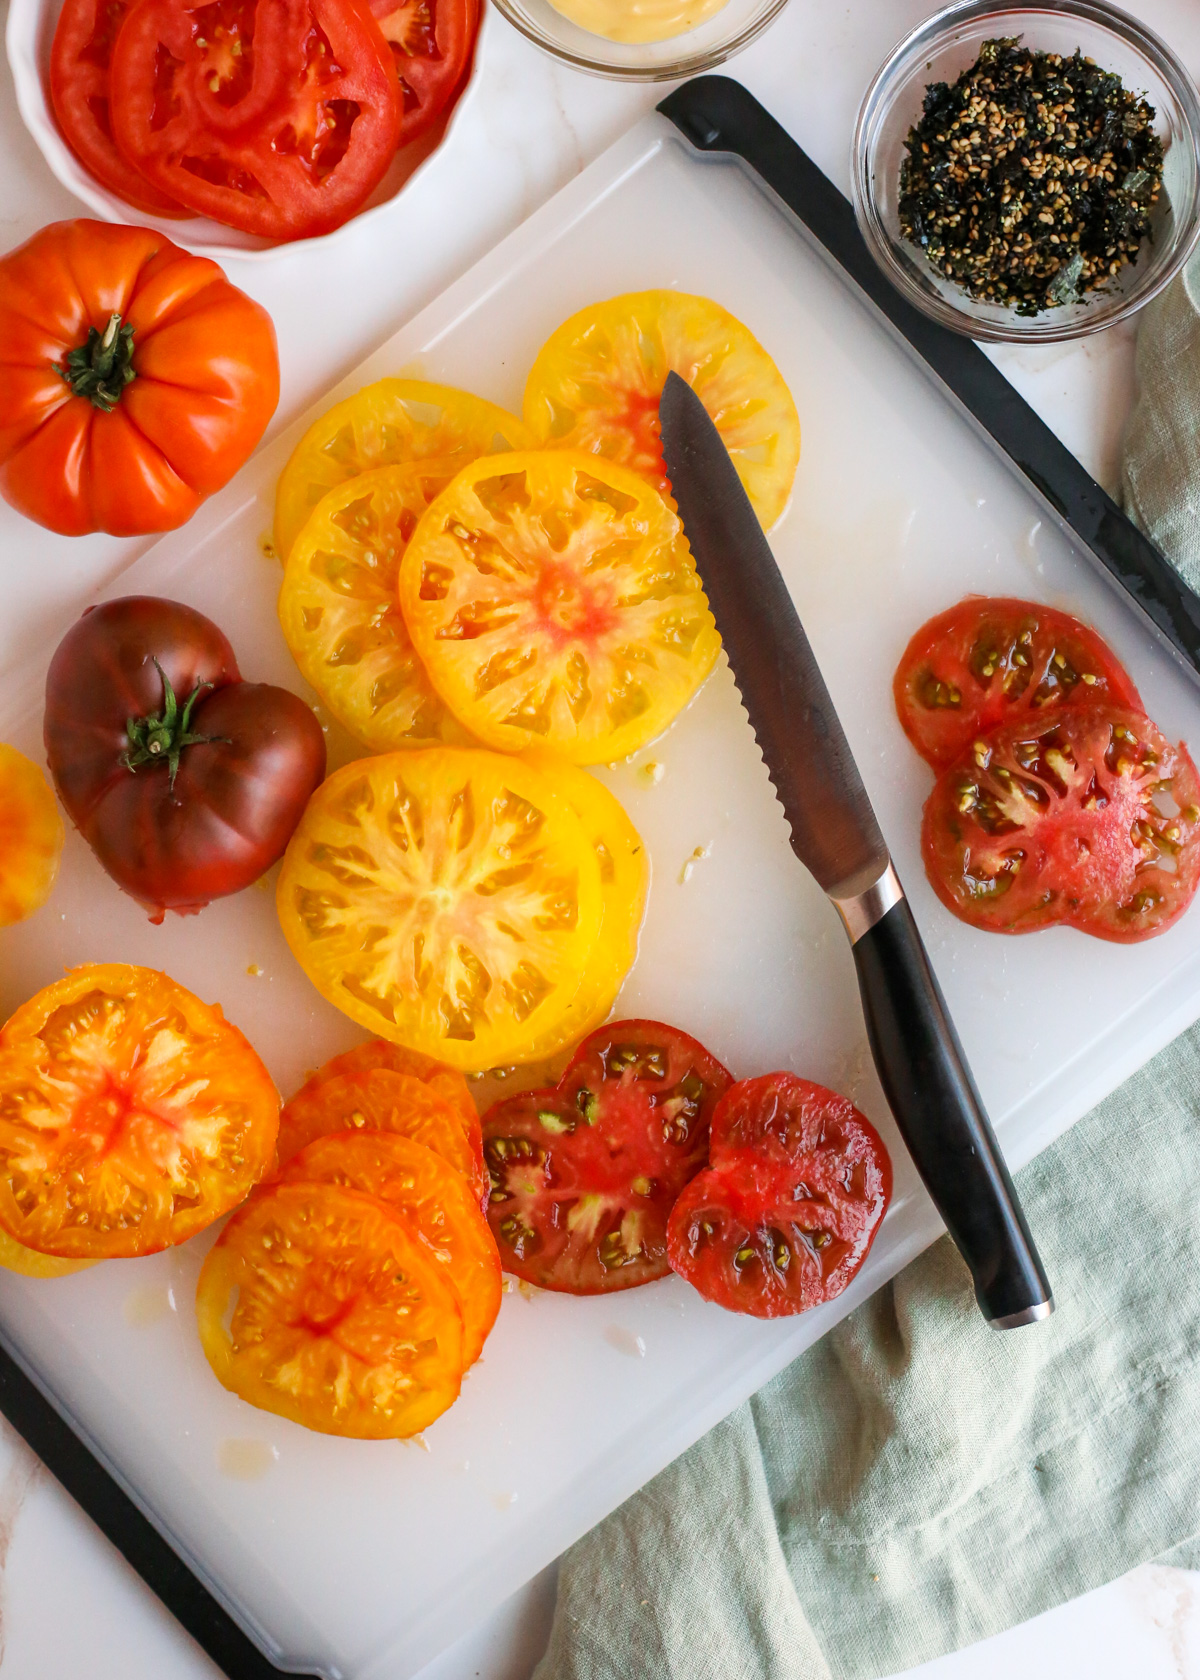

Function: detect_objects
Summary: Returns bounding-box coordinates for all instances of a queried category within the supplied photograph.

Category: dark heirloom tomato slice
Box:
[50,0,187,216]
[371,0,479,147]
[110,0,403,241]
[923,705,1200,941]
[481,1020,732,1294]
[667,1074,891,1319]
[894,597,1142,771]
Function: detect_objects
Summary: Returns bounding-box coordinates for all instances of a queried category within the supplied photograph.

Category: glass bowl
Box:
[487,0,790,81]
[851,0,1200,342]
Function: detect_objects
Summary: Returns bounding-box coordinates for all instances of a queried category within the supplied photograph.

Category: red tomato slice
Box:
[371,0,479,147]
[50,0,188,216]
[922,705,1200,941]
[481,1020,732,1294]
[667,1074,891,1319]
[110,0,402,240]
[894,597,1143,771]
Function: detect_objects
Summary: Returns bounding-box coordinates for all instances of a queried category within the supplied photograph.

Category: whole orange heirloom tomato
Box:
[0,220,279,536]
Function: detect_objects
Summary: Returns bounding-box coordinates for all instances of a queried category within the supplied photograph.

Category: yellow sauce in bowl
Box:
[544,0,731,43]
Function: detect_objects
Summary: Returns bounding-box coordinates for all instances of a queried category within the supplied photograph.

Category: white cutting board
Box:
[0,112,1197,1680]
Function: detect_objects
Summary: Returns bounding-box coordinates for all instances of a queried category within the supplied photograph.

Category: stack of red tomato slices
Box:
[481,1020,892,1319]
[896,596,1200,941]
[49,0,480,241]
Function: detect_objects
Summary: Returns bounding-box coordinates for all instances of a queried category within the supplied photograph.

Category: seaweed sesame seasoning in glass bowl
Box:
[487,0,790,80]
[852,0,1200,343]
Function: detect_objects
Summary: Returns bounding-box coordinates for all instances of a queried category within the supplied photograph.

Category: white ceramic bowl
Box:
[5,0,491,261]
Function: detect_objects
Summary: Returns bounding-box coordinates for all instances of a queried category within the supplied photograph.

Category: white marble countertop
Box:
[0,0,1199,1673]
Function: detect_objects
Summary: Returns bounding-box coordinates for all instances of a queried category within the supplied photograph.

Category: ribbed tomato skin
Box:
[0,220,278,536]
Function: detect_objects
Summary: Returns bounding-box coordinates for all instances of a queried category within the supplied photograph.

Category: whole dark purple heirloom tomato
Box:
[44,596,326,920]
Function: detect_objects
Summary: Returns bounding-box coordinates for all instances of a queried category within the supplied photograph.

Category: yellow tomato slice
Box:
[519,754,647,1054]
[0,744,63,926]
[279,461,469,752]
[398,451,720,763]
[523,291,800,530]
[274,380,532,563]
[0,1226,93,1278]
[196,1181,464,1439]
[0,964,279,1259]
[276,749,604,1071]
[277,1132,501,1365]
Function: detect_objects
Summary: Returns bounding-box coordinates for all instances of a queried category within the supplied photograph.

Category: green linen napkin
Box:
[532,263,1200,1680]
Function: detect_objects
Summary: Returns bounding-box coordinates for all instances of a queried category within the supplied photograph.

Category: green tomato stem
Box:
[58,312,137,412]
[121,660,230,791]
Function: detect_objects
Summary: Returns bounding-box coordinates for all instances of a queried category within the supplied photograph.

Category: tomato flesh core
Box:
[482,1020,732,1294]
[398,451,720,763]
[667,1073,891,1319]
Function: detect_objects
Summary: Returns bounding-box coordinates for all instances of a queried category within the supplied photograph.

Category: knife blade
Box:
[659,370,1053,1328]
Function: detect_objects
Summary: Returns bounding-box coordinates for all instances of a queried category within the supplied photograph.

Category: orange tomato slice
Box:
[523,291,800,530]
[278,1132,501,1364]
[0,744,64,926]
[276,749,604,1070]
[196,1180,463,1438]
[276,1067,487,1206]
[278,461,470,752]
[0,964,279,1259]
[306,1040,479,1142]
[274,380,531,562]
[398,451,720,762]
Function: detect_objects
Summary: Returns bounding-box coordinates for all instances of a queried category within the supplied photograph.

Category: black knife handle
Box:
[850,896,1053,1326]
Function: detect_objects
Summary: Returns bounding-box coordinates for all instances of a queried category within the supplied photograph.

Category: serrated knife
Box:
[659,371,1053,1328]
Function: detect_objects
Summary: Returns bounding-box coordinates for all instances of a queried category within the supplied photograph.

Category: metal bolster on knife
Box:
[830,861,905,944]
